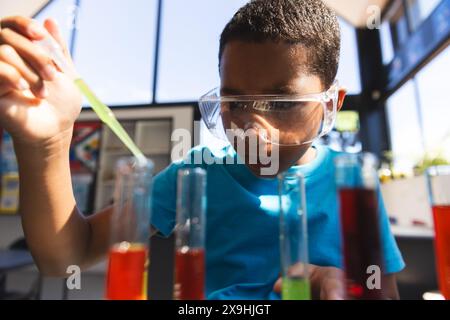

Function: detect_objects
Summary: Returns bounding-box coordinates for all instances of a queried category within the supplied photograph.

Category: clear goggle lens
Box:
[198,82,339,146]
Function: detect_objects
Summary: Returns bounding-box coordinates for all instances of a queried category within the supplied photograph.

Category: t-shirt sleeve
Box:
[151,161,181,237]
[377,185,406,274]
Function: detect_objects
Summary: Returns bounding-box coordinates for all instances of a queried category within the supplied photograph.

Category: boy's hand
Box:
[0,16,81,146]
[273,263,345,300]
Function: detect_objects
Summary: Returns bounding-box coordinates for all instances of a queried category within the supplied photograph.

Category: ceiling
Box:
[0,0,50,19]
[0,0,391,28]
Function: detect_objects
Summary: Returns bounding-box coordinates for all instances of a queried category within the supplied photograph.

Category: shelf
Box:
[391,225,434,239]
[101,180,115,186]
[135,120,171,153]
[142,149,171,155]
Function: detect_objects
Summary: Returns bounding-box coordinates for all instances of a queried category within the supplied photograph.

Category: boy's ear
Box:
[337,88,347,112]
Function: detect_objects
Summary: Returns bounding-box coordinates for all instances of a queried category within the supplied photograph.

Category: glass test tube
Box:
[174,168,207,300]
[278,171,311,300]
[105,157,153,300]
[427,166,450,300]
[335,153,384,300]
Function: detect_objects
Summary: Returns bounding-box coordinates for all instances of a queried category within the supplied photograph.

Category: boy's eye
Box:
[226,101,314,112]
[259,101,307,111]
[228,102,249,110]
[269,101,297,110]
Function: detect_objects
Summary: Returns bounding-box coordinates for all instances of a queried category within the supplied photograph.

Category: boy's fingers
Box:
[318,267,345,300]
[0,60,27,93]
[273,277,282,293]
[173,283,181,300]
[0,85,12,97]
[0,61,22,89]
[0,28,56,82]
[0,44,42,90]
[0,16,46,40]
[308,264,346,300]
[273,263,311,294]
[320,278,345,300]
[43,19,71,59]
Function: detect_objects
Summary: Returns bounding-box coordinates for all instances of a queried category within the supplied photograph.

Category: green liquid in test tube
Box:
[36,36,147,165]
[279,170,311,300]
[282,277,311,300]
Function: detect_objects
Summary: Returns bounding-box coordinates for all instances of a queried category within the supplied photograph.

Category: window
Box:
[156,0,248,103]
[336,18,361,94]
[386,80,424,169]
[416,45,450,157]
[73,0,157,105]
[380,1,411,66]
[416,0,442,18]
[387,44,450,168]
[156,3,362,102]
[407,0,442,31]
[380,21,395,65]
[36,0,363,105]
[391,3,410,50]
[34,0,75,47]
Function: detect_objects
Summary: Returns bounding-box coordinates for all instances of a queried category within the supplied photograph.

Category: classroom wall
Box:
[0,215,24,248]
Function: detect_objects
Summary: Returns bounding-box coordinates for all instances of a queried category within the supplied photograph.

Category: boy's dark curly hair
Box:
[219,0,341,88]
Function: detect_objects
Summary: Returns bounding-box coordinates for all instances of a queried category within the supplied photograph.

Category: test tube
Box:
[426,166,450,300]
[334,153,384,300]
[106,157,153,300]
[174,168,207,300]
[278,171,311,300]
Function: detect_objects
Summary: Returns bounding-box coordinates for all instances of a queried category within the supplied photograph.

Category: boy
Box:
[0,0,404,299]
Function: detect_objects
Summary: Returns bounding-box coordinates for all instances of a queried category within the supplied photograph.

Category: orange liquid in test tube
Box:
[106,242,148,300]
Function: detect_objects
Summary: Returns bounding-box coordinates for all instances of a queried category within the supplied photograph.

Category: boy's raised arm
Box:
[0,16,111,276]
[15,132,113,275]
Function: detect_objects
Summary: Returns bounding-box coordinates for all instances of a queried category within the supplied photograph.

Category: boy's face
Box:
[220,40,344,177]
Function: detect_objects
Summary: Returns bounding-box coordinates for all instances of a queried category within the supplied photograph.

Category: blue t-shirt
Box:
[151,144,405,300]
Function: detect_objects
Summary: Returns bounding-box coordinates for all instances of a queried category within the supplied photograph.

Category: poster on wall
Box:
[70,122,102,214]
[0,130,19,214]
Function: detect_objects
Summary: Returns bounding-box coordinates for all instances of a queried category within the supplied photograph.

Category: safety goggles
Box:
[198,80,340,146]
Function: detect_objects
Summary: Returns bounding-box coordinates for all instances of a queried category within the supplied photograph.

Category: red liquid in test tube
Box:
[174,168,207,300]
